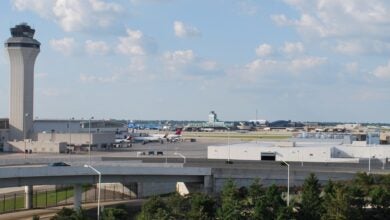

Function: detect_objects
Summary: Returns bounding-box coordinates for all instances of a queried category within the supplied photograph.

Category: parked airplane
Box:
[150,129,183,143]
[115,135,132,144]
[132,133,164,144]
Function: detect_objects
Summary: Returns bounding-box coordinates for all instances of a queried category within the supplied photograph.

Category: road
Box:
[0,138,389,174]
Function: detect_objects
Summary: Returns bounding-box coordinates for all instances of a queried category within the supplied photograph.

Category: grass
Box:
[183,132,291,140]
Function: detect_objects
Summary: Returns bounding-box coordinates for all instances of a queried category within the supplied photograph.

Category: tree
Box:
[321,185,351,220]
[299,173,323,220]
[248,178,265,205]
[137,196,169,220]
[354,172,374,194]
[101,207,128,220]
[50,207,89,220]
[347,184,366,220]
[166,192,188,219]
[187,193,216,220]
[253,184,285,220]
[216,179,242,220]
[369,185,390,219]
[276,205,295,220]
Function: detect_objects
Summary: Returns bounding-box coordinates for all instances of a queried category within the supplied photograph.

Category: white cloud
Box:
[173,21,201,38]
[234,55,327,83]
[273,0,390,39]
[162,49,218,78]
[372,61,390,79]
[345,62,359,73]
[117,29,146,56]
[85,40,110,55]
[12,0,53,17]
[129,57,146,72]
[333,40,390,55]
[164,50,195,65]
[334,41,364,55]
[199,60,218,71]
[255,44,273,57]
[290,56,327,71]
[12,0,124,32]
[49,37,75,55]
[237,0,258,16]
[245,59,278,73]
[80,73,119,83]
[282,42,304,55]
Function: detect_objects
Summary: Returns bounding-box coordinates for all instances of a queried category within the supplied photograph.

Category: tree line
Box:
[137,172,390,220]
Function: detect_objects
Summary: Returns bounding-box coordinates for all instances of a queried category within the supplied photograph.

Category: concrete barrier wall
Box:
[212,168,357,192]
[7,141,66,153]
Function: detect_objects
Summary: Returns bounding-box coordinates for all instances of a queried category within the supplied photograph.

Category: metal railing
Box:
[0,184,138,214]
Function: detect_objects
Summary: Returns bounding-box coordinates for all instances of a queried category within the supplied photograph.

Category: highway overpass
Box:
[0,164,212,210]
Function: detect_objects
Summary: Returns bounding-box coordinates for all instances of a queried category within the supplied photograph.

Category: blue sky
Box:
[0,0,389,122]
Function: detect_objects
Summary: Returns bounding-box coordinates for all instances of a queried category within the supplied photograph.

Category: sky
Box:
[0,0,389,123]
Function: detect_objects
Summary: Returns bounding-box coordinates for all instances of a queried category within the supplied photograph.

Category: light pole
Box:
[297,150,303,167]
[280,159,290,207]
[89,117,94,165]
[174,152,186,164]
[23,113,29,160]
[68,117,74,158]
[226,128,232,164]
[368,145,371,174]
[84,164,101,220]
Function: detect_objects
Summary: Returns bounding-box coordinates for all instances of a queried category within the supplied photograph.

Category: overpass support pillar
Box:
[137,182,143,198]
[203,175,213,194]
[24,185,33,209]
[73,184,82,210]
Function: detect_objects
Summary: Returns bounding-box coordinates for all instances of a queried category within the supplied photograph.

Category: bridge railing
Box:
[0,184,138,214]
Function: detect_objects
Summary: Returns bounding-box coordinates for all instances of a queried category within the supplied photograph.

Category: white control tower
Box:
[5,23,40,141]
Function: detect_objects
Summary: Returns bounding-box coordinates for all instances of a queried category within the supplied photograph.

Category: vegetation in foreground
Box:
[137,172,390,220]
[49,172,390,220]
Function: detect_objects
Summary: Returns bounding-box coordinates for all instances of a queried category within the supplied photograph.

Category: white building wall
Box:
[7,140,66,153]
[334,146,390,159]
[37,132,115,148]
[208,145,332,162]
[208,142,390,163]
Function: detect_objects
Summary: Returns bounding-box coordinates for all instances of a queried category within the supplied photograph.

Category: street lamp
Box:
[368,145,371,174]
[84,164,101,220]
[280,159,290,207]
[23,113,29,160]
[68,117,74,158]
[297,150,303,167]
[174,152,186,164]
[226,128,233,164]
[89,117,94,165]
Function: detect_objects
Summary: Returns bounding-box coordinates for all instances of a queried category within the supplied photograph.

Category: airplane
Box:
[132,133,165,144]
[114,134,134,147]
[150,129,183,143]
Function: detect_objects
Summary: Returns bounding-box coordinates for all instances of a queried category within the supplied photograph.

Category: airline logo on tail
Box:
[175,129,182,135]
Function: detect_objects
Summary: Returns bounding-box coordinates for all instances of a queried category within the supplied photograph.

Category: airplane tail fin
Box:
[175,129,182,135]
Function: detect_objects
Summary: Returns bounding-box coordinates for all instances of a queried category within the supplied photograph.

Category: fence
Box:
[0,184,138,214]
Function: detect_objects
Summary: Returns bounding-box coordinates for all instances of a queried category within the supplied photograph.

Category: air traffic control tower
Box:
[5,23,40,141]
